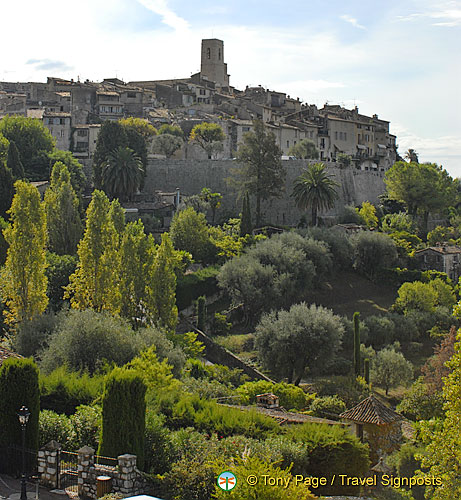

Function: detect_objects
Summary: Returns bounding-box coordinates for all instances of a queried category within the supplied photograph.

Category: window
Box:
[127,92,137,98]
[77,129,88,137]
[76,142,88,149]
[335,131,338,140]
[242,126,250,132]
[344,132,347,140]
[287,140,289,148]
[218,48,221,60]
[60,118,66,125]
[320,138,325,148]
[199,88,206,95]
[207,48,211,59]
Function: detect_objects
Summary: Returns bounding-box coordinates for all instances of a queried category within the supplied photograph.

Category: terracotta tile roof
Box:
[339,395,402,425]
[415,246,461,255]
[0,347,23,366]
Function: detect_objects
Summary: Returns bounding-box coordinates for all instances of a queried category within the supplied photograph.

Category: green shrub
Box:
[353,231,398,279]
[176,266,219,310]
[0,358,40,450]
[286,422,370,495]
[70,405,101,450]
[39,410,76,449]
[98,368,147,469]
[14,312,58,358]
[211,312,232,336]
[309,395,346,418]
[144,411,172,474]
[236,381,310,410]
[315,375,370,408]
[181,376,234,399]
[40,366,104,415]
[46,253,77,309]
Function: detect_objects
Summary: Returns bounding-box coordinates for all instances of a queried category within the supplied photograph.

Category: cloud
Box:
[396,1,461,27]
[136,0,189,31]
[340,14,366,30]
[26,59,74,72]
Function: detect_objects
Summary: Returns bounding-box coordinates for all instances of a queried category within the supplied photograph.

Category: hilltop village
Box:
[0,38,397,172]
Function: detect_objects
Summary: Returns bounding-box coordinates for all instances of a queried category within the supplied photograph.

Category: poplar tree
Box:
[150,233,178,332]
[65,190,120,313]
[0,161,13,219]
[119,220,156,327]
[44,162,83,255]
[0,181,48,324]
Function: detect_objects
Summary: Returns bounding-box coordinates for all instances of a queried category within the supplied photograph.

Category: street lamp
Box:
[17,406,30,500]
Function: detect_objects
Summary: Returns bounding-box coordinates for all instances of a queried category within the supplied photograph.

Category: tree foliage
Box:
[233,120,285,226]
[0,157,14,219]
[119,117,157,140]
[65,190,122,313]
[356,201,378,229]
[101,146,143,201]
[48,150,86,202]
[189,122,225,158]
[7,140,25,180]
[98,367,146,469]
[152,133,183,158]
[292,162,339,226]
[0,358,40,451]
[158,124,183,137]
[393,279,456,314]
[371,346,413,395]
[288,138,319,159]
[353,231,398,279]
[0,181,48,324]
[419,332,461,499]
[170,206,214,262]
[255,302,344,384]
[0,116,54,179]
[240,191,252,237]
[44,162,83,255]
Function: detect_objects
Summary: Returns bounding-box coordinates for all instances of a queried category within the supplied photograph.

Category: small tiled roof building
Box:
[414,245,461,282]
[340,395,403,464]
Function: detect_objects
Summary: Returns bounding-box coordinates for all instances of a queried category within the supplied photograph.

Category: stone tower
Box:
[200,39,230,88]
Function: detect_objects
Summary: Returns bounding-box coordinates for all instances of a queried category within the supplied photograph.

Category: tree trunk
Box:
[312,206,317,227]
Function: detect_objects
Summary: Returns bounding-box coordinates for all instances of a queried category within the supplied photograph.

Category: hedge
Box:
[176,266,219,310]
[98,368,146,469]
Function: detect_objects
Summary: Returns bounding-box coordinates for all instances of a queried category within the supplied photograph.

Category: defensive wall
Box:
[143,159,386,226]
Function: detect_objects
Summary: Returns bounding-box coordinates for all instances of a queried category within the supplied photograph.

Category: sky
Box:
[2,0,460,175]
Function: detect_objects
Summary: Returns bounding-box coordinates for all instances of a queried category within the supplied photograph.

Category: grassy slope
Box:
[305,270,398,318]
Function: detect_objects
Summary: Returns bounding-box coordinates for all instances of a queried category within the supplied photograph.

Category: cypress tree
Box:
[0,161,14,219]
[364,358,370,385]
[240,191,252,237]
[196,295,206,331]
[353,312,361,377]
[7,141,25,180]
[98,368,146,469]
[0,358,40,451]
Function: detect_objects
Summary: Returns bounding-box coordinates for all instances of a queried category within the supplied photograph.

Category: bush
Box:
[70,405,101,450]
[236,381,310,410]
[353,231,398,279]
[40,367,104,415]
[14,312,58,358]
[0,358,40,450]
[39,410,76,449]
[396,378,444,420]
[286,422,370,496]
[98,368,147,469]
[315,375,370,408]
[176,266,219,310]
[144,411,172,475]
[211,312,232,335]
[309,395,346,418]
[46,253,77,310]
[181,376,234,399]
[365,315,396,348]
[304,226,354,270]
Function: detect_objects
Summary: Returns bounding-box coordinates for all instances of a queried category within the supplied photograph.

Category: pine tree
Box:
[150,233,178,332]
[44,162,83,255]
[0,181,48,324]
[240,191,252,237]
[7,141,25,180]
[65,190,120,313]
[98,368,146,469]
[353,312,361,377]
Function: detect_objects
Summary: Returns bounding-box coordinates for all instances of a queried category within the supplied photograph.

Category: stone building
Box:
[414,245,461,282]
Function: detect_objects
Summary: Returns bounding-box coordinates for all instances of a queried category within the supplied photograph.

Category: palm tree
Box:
[292,163,339,226]
[101,146,143,202]
[404,149,419,164]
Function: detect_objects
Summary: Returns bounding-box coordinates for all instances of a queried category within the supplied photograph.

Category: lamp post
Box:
[17,406,30,500]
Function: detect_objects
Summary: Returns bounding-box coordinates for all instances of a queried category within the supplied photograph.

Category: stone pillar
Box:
[78,446,95,498]
[117,454,137,496]
[38,440,61,488]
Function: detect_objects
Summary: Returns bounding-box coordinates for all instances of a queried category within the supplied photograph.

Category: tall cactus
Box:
[353,311,361,377]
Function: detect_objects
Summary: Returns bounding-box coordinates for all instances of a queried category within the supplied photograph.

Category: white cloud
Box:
[136,0,190,31]
[396,1,461,27]
[340,14,366,30]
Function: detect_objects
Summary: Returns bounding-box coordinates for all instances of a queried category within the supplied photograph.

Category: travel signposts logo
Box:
[217,471,237,491]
